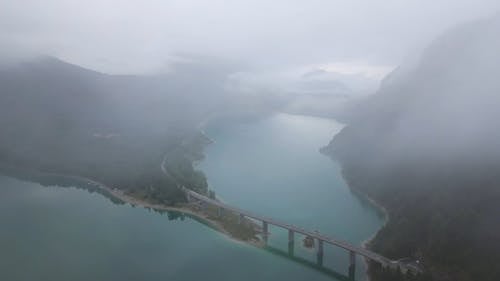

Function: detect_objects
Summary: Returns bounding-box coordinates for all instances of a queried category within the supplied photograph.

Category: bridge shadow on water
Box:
[149,212,356,281]
[180,212,354,281]
[263,245,355,281]
[181,211,357,281]
[0,166,359,281]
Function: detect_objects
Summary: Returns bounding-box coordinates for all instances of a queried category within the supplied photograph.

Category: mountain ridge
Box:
[323,15,500,281]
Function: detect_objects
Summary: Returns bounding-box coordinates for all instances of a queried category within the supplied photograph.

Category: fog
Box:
[1,1,498,69]
[1,1,500,157]
[2,2,500,281]
[340,14,500,161]
[322,13,500,200]
[1,1,499,109]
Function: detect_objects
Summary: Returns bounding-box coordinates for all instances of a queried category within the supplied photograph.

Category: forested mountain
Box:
[0,56,233,204]
[322,15,500,281]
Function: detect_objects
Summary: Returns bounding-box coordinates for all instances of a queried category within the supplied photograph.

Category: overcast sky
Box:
[1,0,499,77]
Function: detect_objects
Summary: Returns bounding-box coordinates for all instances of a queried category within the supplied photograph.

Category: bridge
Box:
[182,187,403,279]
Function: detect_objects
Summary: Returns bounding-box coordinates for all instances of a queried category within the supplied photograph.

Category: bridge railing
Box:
[182,187,398,269]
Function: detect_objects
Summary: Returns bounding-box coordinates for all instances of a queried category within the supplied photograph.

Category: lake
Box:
[0,113,384,281]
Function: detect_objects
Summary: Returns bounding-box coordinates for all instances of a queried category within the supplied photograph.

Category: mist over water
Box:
[200,113,385,279]
[0,175,319,281]
[1,2,500,281]
[0,114,382,281]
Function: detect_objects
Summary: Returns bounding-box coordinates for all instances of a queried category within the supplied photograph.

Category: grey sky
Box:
[1,0,499,76]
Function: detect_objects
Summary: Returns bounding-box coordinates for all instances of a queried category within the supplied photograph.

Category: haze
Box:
[1,1,498,73]
[1,2,500,281]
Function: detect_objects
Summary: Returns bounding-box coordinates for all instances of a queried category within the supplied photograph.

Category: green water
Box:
[200,113,385,279]
[0,113,384,281]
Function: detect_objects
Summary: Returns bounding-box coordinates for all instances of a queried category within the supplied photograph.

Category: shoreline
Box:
[1,112,390,281]
[334,165,390,281]
[200,113,389,280]
[67,176,265,249]
[102,184,265,249]
[320,149,390,281]
[358,192,389,281]
[0,163,265,249]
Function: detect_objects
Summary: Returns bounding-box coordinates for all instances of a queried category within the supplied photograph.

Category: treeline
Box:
[324,15,500,281]
[335,158,500,281]
[0,57,222,206]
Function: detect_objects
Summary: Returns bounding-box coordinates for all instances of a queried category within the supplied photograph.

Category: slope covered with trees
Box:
[322,15,500,281]
[0,56,231,204]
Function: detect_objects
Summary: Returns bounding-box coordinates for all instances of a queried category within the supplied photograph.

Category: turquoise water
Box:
[199,113,385,279]
[0,113,384,281]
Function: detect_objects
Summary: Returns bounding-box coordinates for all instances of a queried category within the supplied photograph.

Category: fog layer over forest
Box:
[323,14,500,281]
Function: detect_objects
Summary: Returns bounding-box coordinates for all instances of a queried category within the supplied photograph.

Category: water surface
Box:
[0,113,384,281]
[200,113,385,279]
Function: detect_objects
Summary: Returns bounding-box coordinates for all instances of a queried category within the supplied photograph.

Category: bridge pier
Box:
[316,239,324,266]
[208,190,216,199]
[181,188,395,276]
[288,230,294,256]
[262,221,268,244]
[348,250,356,279]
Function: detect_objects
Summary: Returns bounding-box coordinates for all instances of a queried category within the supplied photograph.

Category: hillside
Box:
[0,57,230,204]
[322,15,500,281]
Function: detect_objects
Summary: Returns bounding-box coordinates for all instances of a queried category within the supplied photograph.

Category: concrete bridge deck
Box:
[183,187,398,269]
